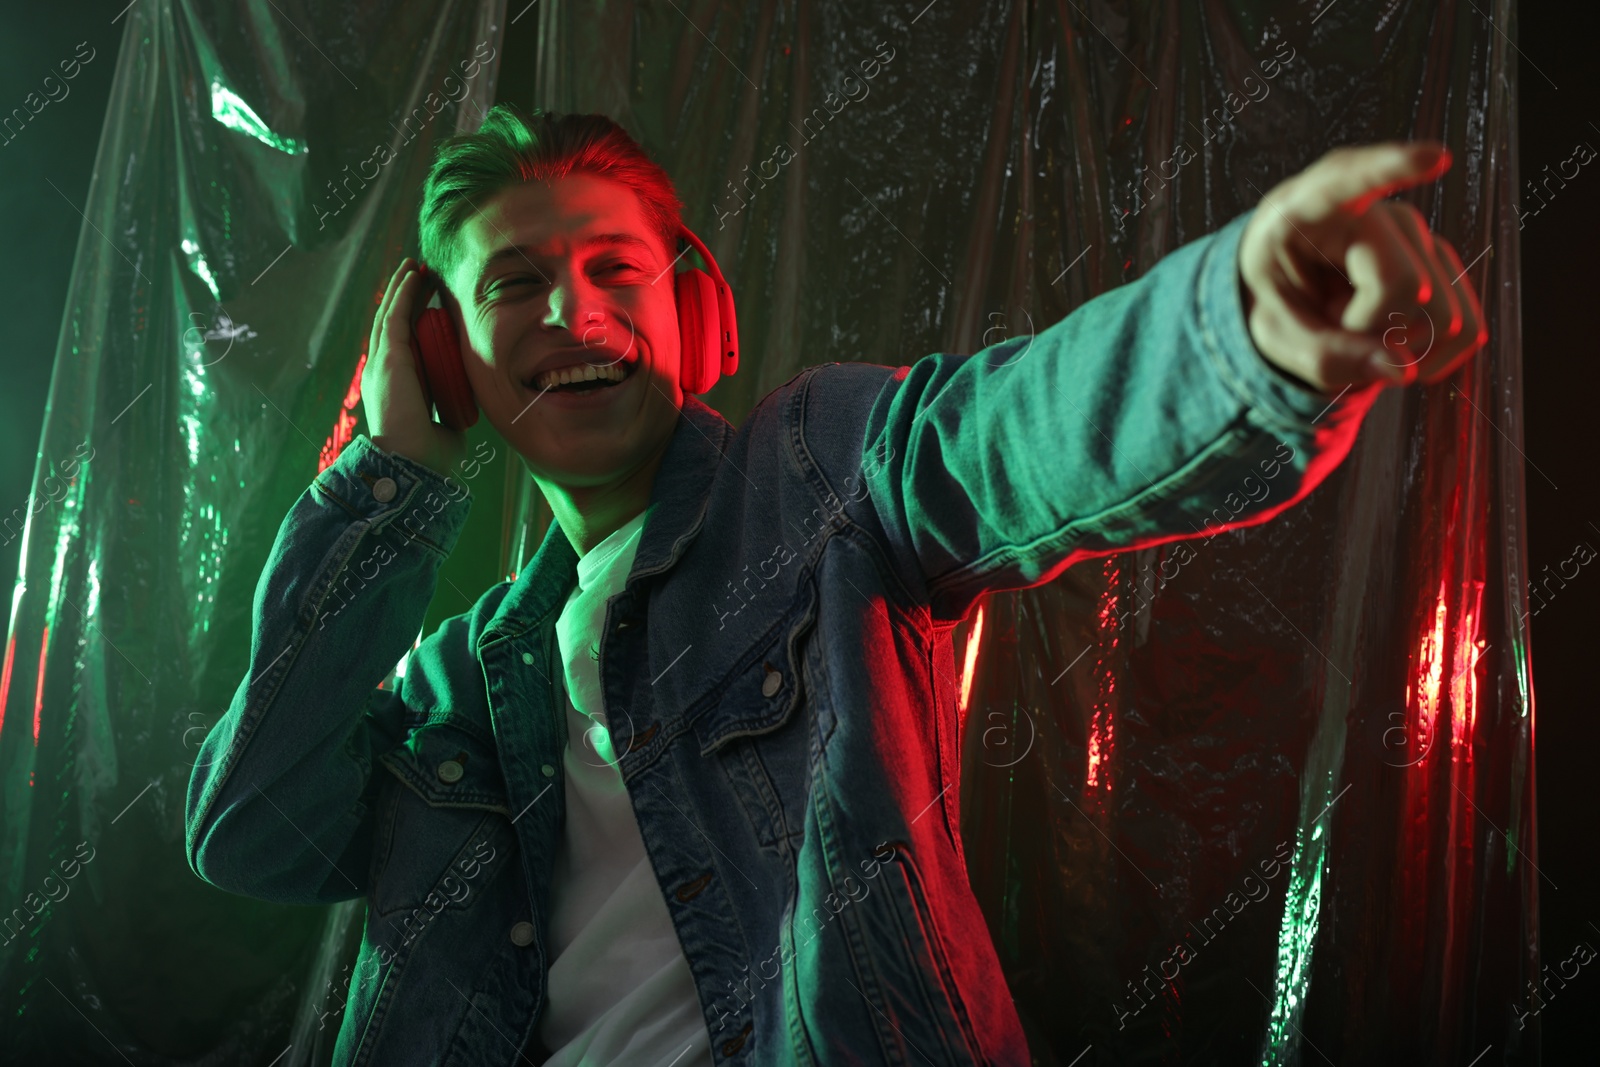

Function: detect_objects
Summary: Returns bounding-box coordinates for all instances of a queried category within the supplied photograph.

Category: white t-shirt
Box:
[538,507,712,1067]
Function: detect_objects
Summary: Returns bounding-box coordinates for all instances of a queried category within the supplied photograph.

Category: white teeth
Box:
[531,361,630,390]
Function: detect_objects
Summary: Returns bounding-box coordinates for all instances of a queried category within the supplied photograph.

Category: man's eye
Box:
[600,263,640,275]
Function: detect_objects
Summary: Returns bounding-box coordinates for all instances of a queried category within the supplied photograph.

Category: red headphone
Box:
[409,225,739,430]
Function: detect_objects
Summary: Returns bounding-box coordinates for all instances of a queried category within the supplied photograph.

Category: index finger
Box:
[369,257,416,359]
[379,267,429,358]
[1290,141,1453,221]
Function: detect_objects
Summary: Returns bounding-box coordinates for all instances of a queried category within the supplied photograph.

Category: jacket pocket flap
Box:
[379,714,512,814]
[689,604,813,757]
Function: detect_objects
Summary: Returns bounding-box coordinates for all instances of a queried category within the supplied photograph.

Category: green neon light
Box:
[1260,827,1323,1064]
[180,238,220,301]
[209,80,306,155]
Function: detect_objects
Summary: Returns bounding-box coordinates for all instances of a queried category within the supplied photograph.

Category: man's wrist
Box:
[1198,209,1348,425]
[1256,347,1333,397]
[371,433,455,479]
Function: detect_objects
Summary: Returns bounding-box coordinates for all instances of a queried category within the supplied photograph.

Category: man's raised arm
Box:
[856,141,1485,621]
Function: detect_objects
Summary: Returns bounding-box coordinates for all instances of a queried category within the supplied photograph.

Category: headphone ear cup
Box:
[413,306,478,430]
[674,267,721,395]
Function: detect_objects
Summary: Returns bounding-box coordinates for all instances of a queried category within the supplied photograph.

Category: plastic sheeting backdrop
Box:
[0,0,1535,1064]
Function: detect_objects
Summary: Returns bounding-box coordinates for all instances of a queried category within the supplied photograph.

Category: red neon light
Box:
[1451,583,1486,751]
[319,352,368,473]
[0,632,15,740]
[33,624,48,745]
[956,603,986,734]
[1413,578,1449,767]
[1088,557,1120,792]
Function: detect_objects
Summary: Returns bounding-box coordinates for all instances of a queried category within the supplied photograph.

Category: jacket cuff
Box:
[313,434,473,558]
[1195,207,1355,429]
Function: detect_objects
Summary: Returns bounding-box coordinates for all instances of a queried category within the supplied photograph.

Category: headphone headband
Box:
[677,226,727,292]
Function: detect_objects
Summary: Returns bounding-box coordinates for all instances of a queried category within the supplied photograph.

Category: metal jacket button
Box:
[541,764,555,777]
[436,759,464,784]
[761,668,782,698]
[522,652,535,665]
[371,476,397,503]
[509,921,535,947]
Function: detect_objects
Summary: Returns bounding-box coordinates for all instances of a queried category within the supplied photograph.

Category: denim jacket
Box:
[185,208,1375,1065]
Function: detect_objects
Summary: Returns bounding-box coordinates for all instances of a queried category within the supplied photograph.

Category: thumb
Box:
[1292,141,1452,222]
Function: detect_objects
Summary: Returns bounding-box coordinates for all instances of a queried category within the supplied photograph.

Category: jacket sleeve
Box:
[858,206,1380,622]
[184,434,474,906]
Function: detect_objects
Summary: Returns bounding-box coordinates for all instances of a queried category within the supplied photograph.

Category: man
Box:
[185,104,1484,1066]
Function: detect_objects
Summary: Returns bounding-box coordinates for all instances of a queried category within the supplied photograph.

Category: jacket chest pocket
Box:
[372,714,514,939]
[687,605,817,853]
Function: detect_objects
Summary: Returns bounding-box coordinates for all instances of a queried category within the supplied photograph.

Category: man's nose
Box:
[541,276,606,335]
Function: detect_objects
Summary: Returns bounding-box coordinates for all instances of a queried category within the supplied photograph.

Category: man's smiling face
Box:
[445,173,684,488]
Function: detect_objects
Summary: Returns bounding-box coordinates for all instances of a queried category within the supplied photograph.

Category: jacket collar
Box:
[476,394,733,650]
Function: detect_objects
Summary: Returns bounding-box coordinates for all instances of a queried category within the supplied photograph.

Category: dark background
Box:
[1511,5,1600,1058]
[1,1,1592,1060]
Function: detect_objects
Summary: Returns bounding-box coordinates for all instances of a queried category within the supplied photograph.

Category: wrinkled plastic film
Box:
[526,2,1532,1063]
[0,1,506,1062]
[0,0,1532,1064]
